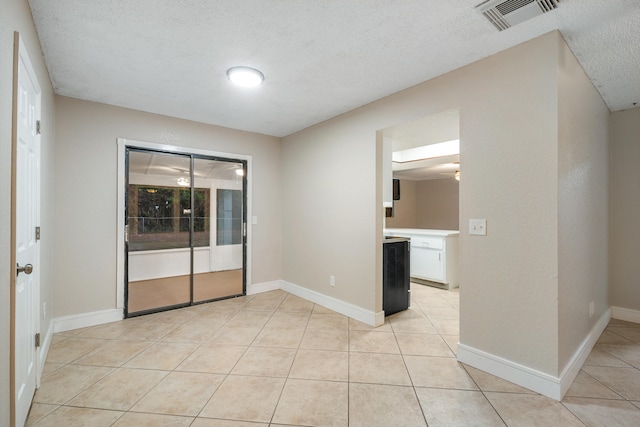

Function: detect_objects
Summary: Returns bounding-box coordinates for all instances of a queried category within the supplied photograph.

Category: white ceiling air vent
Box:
[476,0,559,31]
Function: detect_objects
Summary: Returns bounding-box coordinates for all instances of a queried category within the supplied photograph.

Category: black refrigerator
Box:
[383,238,410,316]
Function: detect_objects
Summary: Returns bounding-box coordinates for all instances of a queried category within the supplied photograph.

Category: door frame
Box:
[10,32,42,427]
[116,138,253,312]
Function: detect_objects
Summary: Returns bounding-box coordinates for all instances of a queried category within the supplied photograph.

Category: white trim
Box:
[458,308,611,401]
[612,306,640,324]
[374,310,385,327]
[458,343,562,400]
[247,280,282,295]
[37,319,53,386]
[116,138,253,310]
[281,280,382,326]
[116,140,126,308]
[50,281,382,333]
[51,282,279,333]
[53,309,124,333]
[558,308,611,397]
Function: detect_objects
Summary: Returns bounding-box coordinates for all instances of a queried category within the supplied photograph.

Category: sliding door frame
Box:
[116,138,252,315]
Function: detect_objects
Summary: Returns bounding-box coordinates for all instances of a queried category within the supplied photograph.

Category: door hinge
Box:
[36,120,41,135]
[35,333,41,348]
[35,226,41,241]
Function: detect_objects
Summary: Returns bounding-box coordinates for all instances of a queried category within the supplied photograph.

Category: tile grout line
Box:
[31,289,640,426]
[390,313,430,427]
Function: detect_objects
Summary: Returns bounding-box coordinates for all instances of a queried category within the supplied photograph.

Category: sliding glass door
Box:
[125,148,246,317]
[192,157,244,302]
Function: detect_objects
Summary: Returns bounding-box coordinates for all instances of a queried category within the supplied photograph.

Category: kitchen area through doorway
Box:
[381,109,461,315]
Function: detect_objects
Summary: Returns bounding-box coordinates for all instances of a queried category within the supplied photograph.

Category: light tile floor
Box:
[27,285,640,426]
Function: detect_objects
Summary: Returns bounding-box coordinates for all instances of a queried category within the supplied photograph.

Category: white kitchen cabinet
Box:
[384,228,459,289]
[411,246,444,282]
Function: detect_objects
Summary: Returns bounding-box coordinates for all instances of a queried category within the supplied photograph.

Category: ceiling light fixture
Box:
[226,66,264,88]
[235,168,245,176]
[177,177,190,187]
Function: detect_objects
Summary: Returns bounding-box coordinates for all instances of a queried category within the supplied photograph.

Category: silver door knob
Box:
[16,263,33,276]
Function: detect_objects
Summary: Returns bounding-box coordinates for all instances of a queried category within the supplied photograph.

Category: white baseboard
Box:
[374,310,385,327]
[51,281,280,333]
[458,343,562,400]
[458,308,611,401]
[612,306,640,324]
[281,280,383,326]
[53,308,124,333]
[50,280,381,333]
[37,319,53,384]
[558,308,611,397]
[246,280,281,295]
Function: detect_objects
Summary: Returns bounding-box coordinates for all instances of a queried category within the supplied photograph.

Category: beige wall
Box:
[0,1,57,424]
[385,179,417,228]
[53,96,282,317]
[281,32,602,377]
[282,116,380,311]
[609,107,640,313]
[386,178,459,230]
[415,178,459,230]
[557,37,610,371]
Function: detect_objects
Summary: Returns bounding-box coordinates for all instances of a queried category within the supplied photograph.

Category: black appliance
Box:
[383,237,410,316]
[392,179,400,200]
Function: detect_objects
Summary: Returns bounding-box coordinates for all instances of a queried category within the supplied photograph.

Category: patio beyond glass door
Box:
[193,157,245,302]
[125,149,245,316]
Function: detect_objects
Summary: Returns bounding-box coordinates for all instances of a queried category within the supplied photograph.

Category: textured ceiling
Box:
[28,0,640,137]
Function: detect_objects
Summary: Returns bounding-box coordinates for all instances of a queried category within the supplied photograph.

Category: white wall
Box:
[557,36,610,371]
[609,107,640,315]
[282,32,588,380]
[0,1,56,425]
[53,96,282,318]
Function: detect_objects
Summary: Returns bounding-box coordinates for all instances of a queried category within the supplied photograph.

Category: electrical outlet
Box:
[589,302,594,318]
[329,275,335,287]
[469,219,487,236]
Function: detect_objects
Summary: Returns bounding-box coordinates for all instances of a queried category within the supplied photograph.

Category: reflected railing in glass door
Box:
[127,217,210,251]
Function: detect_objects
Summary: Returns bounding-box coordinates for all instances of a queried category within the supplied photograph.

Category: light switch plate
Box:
[469,219,487,236]
[251,216,258,225]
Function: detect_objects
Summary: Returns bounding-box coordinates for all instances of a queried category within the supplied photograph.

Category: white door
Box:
[14,35,41,427]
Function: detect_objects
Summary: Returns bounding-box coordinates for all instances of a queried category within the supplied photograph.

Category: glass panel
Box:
[192,187,210,247]
[126,150,192,314]
[216,189,243,246]
[193,158,244,302]
[128,185,192,250]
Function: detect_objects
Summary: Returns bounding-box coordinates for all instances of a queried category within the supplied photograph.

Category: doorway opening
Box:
[382,108,461,230]
[380,108,461,291]
[124,147,247,317]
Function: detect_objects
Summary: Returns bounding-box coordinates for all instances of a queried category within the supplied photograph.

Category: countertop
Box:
[382,236,410,244]
[384,228,460,237]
